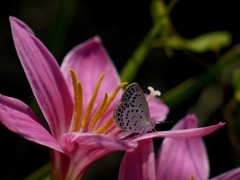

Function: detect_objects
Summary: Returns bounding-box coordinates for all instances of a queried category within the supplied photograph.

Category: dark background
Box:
[0,0,240,179]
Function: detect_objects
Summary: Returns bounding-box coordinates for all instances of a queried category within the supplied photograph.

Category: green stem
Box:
[120,0,178,82]
[25,162,51,180]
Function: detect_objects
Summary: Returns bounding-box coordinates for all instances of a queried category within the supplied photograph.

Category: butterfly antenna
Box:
[157,120,173,124]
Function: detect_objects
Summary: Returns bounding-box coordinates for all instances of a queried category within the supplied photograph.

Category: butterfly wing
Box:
[114,83,153,133]
[114,101,152,133]
[121,83,150,120]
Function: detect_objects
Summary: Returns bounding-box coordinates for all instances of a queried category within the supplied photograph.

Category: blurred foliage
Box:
[150,0,231,56]
[120,0,179,82]
[232,67,240,101]
[179,31,231,53]
[162,46,240,108]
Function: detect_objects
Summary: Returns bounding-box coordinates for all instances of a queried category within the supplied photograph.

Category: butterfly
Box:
[113,83,156,134]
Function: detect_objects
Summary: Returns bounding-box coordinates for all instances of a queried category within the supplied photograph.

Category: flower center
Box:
[69,69,127,134]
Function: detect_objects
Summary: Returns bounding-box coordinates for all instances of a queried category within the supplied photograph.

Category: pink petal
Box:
[211,168,240,180]
[60,133,137,179]
[156,114,209,180]
[61,36,121,107]
[133,122,225,142]
[0,94,63,153]
[10,17,73,139]
[119,139,156,180]
[148,97,169,122]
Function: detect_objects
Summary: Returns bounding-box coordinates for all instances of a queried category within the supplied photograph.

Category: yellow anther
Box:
[190,175,194,180]
[69,69,78,104]
[69,68,127,134]
[70,69,83,132]
[94,117,114,134]
[73,82,83,132]
[88,93,108,130]
[101,82,128,116]
[81,73,106,128]
[92,82,127,134]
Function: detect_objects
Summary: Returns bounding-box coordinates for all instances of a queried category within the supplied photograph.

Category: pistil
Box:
[146,86,161,102]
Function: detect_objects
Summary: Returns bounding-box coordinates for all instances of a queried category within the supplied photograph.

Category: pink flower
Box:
[0,17,169,179]
[119,114,237,180]
[0,17,225,179]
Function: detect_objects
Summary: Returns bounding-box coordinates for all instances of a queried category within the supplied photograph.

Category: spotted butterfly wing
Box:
[121,83,150,120]
[114,83,154,133]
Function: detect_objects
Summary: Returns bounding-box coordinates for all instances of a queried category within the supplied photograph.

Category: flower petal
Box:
[156,114,209,180]
[60,133,137,179]
[211,167,240,180]
[119,139,156,180]
[0,94,63,153]
[10,17,73,139]
[148,97,169,122]
[133,121,225,142]
[61,36,121,105]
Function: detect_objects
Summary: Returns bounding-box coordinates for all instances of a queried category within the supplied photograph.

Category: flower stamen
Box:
[88,93,108,130]
[107,126,122,137]
[70,69,83,132]
[103,82,128,114]
[70,68,127,134]
[81,73,105,128]
[93,82,128,134]
[94,117,114,134]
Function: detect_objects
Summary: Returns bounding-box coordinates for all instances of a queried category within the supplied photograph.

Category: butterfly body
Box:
[114,83,156,134]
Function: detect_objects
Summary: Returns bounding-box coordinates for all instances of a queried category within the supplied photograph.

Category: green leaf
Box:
[25,162,51,180]
[182,31,232,53]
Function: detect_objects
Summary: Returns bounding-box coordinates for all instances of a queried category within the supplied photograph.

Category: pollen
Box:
[69,68,127,134]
